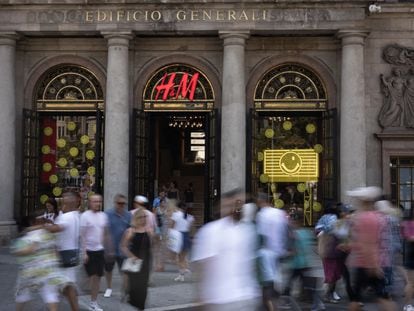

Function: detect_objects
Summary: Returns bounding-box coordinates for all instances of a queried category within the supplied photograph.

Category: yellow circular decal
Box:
[306,123,316,134]
[314,144,323,154]
[279,151,302,175]
[67,121,76,131]
[42,162,52,172]
[49,174,58,184]
[259,174,269,183]
[80,135,90,145]
[257,152,264,162]
[41,145,51,155]
[265,128,274,138]
[69,147,79,157]
[282,121,292,131]
[43,127,53,136]
[70,168,79,177]
[57,158,67,167]
[57,139,66,148]
[297,183,307,193]
[275,199,285,209]
[87,166,96,176]
[40,194,49,204]
[86,150,95,160]
[313,201,322,212]
[52,187,62,197]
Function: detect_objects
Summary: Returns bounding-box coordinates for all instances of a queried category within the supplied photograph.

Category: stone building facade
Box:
[0,0,413,241]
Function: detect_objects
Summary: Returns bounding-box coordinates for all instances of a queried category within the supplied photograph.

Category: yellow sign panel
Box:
[264,149,319,182]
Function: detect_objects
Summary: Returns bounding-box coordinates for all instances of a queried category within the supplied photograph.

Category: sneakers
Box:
[404,305,414,311]
[332,291,341,301]
[103,288,112,298]
[89,301,103,311]
[174,274,185,282]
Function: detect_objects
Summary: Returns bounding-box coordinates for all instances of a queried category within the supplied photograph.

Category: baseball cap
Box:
[134,195,148,204]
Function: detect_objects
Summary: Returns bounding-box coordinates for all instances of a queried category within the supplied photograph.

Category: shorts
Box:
[350,267,389,301]
[60,266,78,290]
[105,256,125,272]
[84,250,105,277]
[16,283,59,304]
[181,232,192,252]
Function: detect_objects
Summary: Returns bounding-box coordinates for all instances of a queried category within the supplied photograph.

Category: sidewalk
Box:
[0,239,408,311]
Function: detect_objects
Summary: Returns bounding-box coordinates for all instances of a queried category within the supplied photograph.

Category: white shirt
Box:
[171,210,194,232]
[55,210,80,251]
[80,210,108,251]
[256,206,288,257]
[191,216,260,304]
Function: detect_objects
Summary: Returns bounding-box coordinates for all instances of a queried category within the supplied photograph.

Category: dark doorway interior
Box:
[151,112,207,226]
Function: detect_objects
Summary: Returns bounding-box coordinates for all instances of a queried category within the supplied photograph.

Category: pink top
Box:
[402,220,414,240]
[349,211,383,268]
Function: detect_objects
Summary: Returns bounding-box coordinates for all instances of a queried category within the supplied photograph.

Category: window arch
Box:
[254,63,327,110]
[35,65,104,111]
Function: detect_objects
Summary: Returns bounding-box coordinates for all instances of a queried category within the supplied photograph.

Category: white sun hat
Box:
[346,186,382,201]
[134,195,148,204]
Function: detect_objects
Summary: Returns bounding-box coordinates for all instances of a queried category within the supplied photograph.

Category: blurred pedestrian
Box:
[256,192,289,311]
[103,194,131,298]
[167,181,180,200]
[315,203,342,303]
[80,194,108,311]
[401,204,414,311]
[347,186,397,311]
[131,195,156,236]
[192,188,260,310]
[171,201,195,281]
[12,212,67,311]
[121,209,152,310]
[47,191,81,311]
[153,197,168,272]
[184,182,194,209]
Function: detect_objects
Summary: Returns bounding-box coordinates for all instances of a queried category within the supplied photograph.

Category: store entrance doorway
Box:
[132,110,219,226]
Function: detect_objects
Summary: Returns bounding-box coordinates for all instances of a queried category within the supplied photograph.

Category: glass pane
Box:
[400,184,412,201]
[400,168,411,184]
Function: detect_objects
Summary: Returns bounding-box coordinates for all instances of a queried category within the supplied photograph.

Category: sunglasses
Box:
[117,202,126,205]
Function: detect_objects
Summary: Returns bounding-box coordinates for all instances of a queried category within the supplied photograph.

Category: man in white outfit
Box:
[256,192,289,311]
[80,194,108,311]
[192,188,260,311]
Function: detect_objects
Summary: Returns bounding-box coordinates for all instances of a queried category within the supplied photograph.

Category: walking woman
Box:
[121,209,152,310]
[171,201,194,281]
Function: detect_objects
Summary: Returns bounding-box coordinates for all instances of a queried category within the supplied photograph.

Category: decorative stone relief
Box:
[379,45,414,129]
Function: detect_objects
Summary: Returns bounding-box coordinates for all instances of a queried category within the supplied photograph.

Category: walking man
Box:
[47,191,80,311]
[104,194,131,298]
[80,194,108,311]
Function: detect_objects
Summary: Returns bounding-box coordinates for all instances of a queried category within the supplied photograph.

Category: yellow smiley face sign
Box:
[57,158,67,167]
[70,168,79,177]
[306,123,316,134]
[279,151,302,175]
[86,150,95,160]
[282,121,292,131]
[52,187,62,197]
[87,166,96,176]
[314,144,323,154]
[40,194,49,205]
[41,145,51,155]
[67,121,76,131]
[275,199,285,209]
[42,162,52,172]
[259,174,269,183]
[43,127,53,136]
[80,135,90,145]
[69,147,79,157]
[57,139,66,148]
[49,174,58,184]
[297,183,307,193]
[313,201,322,212]
[265,128,274,138]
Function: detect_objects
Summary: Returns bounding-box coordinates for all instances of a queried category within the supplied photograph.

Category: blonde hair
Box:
[131,208,146,228]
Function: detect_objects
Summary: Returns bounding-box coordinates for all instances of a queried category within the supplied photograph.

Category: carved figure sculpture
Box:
[404,68,414,128]
[378,68,405,128]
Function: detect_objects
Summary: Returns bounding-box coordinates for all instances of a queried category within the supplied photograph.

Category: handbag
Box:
[59,249,79,267]
[121,257,143,273]
[167,228,183,254]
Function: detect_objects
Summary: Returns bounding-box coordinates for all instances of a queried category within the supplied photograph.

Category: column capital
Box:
[0,32,19,46]
[219,31,250,47]
[337,30,369,46]
[101,31,134,47]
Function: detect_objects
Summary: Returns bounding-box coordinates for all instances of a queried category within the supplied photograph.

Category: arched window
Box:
[254,64,327,110]
[143,64,215,111]
[35,65,104,111]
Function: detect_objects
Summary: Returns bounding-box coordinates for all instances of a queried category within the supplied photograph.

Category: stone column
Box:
[0,33,18,241]
[102,32,133,209]
[219,31,249,194]
[337,30,369,201]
